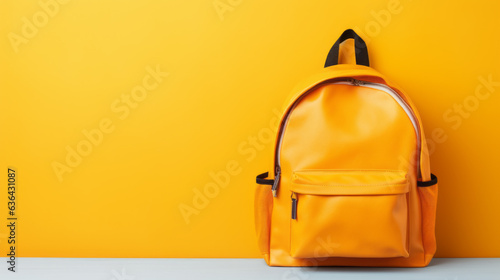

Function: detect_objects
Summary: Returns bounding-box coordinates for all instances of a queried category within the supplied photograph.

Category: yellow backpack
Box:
[255,29,438,267]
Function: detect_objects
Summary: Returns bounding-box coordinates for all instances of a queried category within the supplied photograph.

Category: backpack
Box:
[254,29,438,267]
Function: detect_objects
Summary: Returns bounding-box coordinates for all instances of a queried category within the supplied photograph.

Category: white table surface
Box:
[1,258,499,280]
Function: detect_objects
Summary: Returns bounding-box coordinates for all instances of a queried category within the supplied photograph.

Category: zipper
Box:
[271,166,281,197]
[291,192,297,219]
[339,79,420,144]
[273,78,421,197]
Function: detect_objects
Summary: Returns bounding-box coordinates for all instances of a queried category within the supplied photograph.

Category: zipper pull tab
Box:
[271,166,281,197]
[351,78,364,86]
[291,192,297,220]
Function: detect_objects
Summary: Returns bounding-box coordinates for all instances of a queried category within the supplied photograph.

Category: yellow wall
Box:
[0,0,499,258]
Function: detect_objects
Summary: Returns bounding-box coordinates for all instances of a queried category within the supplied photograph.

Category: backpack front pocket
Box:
[290,170,410,259]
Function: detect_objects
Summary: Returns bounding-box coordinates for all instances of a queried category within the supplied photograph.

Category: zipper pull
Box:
[271,166,281,197]
[351,78,364,86]
[291,192,297,220]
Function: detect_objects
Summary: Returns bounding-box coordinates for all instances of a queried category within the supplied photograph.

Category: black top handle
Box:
[324,29,370,68]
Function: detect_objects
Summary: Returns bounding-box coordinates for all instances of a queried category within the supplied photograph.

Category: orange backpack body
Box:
[255,29,438,267]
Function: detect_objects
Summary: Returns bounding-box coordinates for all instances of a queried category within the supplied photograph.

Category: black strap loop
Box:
[417,173,438,187]
[259,172,437,187]
[325,29,369,68]
[256,172,274,186]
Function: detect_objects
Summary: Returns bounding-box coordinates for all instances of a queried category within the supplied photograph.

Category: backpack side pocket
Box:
[418,174,438,265]
[255,172,274,258]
